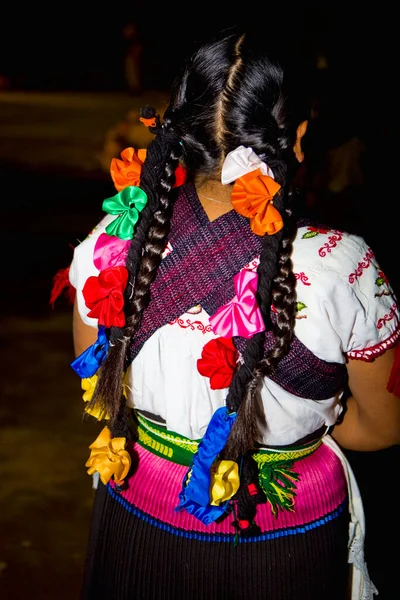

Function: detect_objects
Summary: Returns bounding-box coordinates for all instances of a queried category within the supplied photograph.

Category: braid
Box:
[88,126,182,424]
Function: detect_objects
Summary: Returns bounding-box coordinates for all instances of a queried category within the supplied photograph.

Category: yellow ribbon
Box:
[85,426,131,485]
[210,460,240,505]
[81,375,109,421]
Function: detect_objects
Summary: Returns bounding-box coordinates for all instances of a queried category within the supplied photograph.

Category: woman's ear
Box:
[293,120,308,163]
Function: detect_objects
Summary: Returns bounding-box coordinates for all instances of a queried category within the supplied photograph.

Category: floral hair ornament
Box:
[71,325,109,378]
[209,269,265,339]
[85,426,131,486]
[139,105,162,134]
[82,265,128,328]
[81,374,110,420]
[110,147,146,192]
[93,233,131,272]
[197,337,239,390]
[222,146,283,236]
[176,406,238,525]
[103,186,148,240]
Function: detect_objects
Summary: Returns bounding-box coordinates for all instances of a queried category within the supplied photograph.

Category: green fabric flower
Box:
[102,186,148,240]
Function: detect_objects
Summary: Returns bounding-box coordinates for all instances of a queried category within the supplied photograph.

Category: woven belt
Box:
[135,411,324,514]
[135,411,322,467]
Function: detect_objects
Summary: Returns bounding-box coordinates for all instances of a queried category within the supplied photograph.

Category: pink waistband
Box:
[110,440,347,536]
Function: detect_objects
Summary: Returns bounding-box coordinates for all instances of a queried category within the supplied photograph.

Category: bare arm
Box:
[332,347,400,451]
[72,297,98,358]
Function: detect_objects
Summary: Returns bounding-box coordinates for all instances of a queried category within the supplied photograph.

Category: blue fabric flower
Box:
[71,326,109,378]
[176,406,237,525]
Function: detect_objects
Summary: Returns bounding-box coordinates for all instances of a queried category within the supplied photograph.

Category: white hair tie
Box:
[221,145,275,184]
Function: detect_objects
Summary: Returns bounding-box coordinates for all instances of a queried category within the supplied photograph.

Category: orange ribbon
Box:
[231,168,283,236]
[139,116,157,128]
[85,426,131,485]
[110,147,147,192]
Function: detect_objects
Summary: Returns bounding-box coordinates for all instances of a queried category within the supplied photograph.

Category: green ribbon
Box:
[102,186,148,240]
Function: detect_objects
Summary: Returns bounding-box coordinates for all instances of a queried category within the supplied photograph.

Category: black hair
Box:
[89,25,312,527]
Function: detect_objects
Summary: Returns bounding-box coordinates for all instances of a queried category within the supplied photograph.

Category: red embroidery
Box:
[169,317,213,334]
[347,326,400,362]
[307,226,331,234]
[295,272,311,286]
[348,248,375,283]
[377,303,398,330]
[318,231,343,257]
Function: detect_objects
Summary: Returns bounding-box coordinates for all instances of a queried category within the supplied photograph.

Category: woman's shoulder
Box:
[293,222,376,280]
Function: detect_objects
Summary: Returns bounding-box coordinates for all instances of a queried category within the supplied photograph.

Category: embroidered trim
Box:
[168,317,213,334]
[377,303,398,329]
[347,326,400,361]
[295,271,311,286]
[253,438,322,464]
[348,248,375,283]
[318,231,343,257]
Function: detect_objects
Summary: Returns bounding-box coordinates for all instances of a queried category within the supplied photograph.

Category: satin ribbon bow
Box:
[177,407,237,525]
[93,233,131,271]
[70,326,109,378]
[221,145,275,184]
[209,269,265,339]
[81,374,109,420]
[103,186,148,240]
[197,337,239,390]
[85,426,131,486]
[231,169,283,236]
[82,266,128,328]
[210,460,240,505]
[110,147,146,192]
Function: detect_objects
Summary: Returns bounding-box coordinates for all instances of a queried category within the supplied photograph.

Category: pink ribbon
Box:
[209,270,265,339]
[93,233,130,271]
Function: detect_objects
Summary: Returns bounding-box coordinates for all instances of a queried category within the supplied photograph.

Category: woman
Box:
[69,27,400,599]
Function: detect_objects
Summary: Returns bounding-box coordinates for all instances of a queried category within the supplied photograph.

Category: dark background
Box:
[0,3,398,599]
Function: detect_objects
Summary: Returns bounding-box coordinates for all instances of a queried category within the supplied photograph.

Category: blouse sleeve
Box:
[293,229,400,363]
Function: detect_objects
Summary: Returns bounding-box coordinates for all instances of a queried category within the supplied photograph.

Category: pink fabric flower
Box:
[209,270,265,339]
[93,233,130,271]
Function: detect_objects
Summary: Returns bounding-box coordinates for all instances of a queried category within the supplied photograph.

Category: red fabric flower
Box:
[82,266,128,327]
[197,337,239,390]
[174,164,187,187]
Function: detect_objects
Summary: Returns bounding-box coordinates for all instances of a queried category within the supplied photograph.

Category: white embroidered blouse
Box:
[69,213,400,445]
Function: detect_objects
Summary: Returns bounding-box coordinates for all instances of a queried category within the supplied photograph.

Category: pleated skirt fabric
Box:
[81,441,351,600]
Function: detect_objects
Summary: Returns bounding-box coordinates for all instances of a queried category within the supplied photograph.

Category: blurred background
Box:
[0,2,397,599]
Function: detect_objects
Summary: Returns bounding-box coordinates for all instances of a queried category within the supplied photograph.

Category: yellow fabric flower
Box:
[210,460,240,505]
[85,426,131,485]
[81,375,109,420]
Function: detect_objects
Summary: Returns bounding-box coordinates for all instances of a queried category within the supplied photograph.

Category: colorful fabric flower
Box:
[177,407,237,525]
[231,168,283,236]
[110,147,146,192]
[81,375,110,420]
[197,337,239,390]
[209,269,265,339]
[93,233,131,271]
[71,326,109,378]
[210,460,240,505]
[103,186,148,240]
[174,164,187,187]
[85,426,131,485]
[82,265,128,328]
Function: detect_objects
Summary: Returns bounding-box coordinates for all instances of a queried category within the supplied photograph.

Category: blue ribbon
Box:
[70,326,109,378]
[176,406,237,525]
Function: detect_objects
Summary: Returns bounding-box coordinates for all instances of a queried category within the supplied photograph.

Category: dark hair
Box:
[90,26,312,522]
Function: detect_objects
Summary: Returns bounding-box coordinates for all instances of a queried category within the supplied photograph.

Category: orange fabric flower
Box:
[110,147,147,192]
[231,168,283,236]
